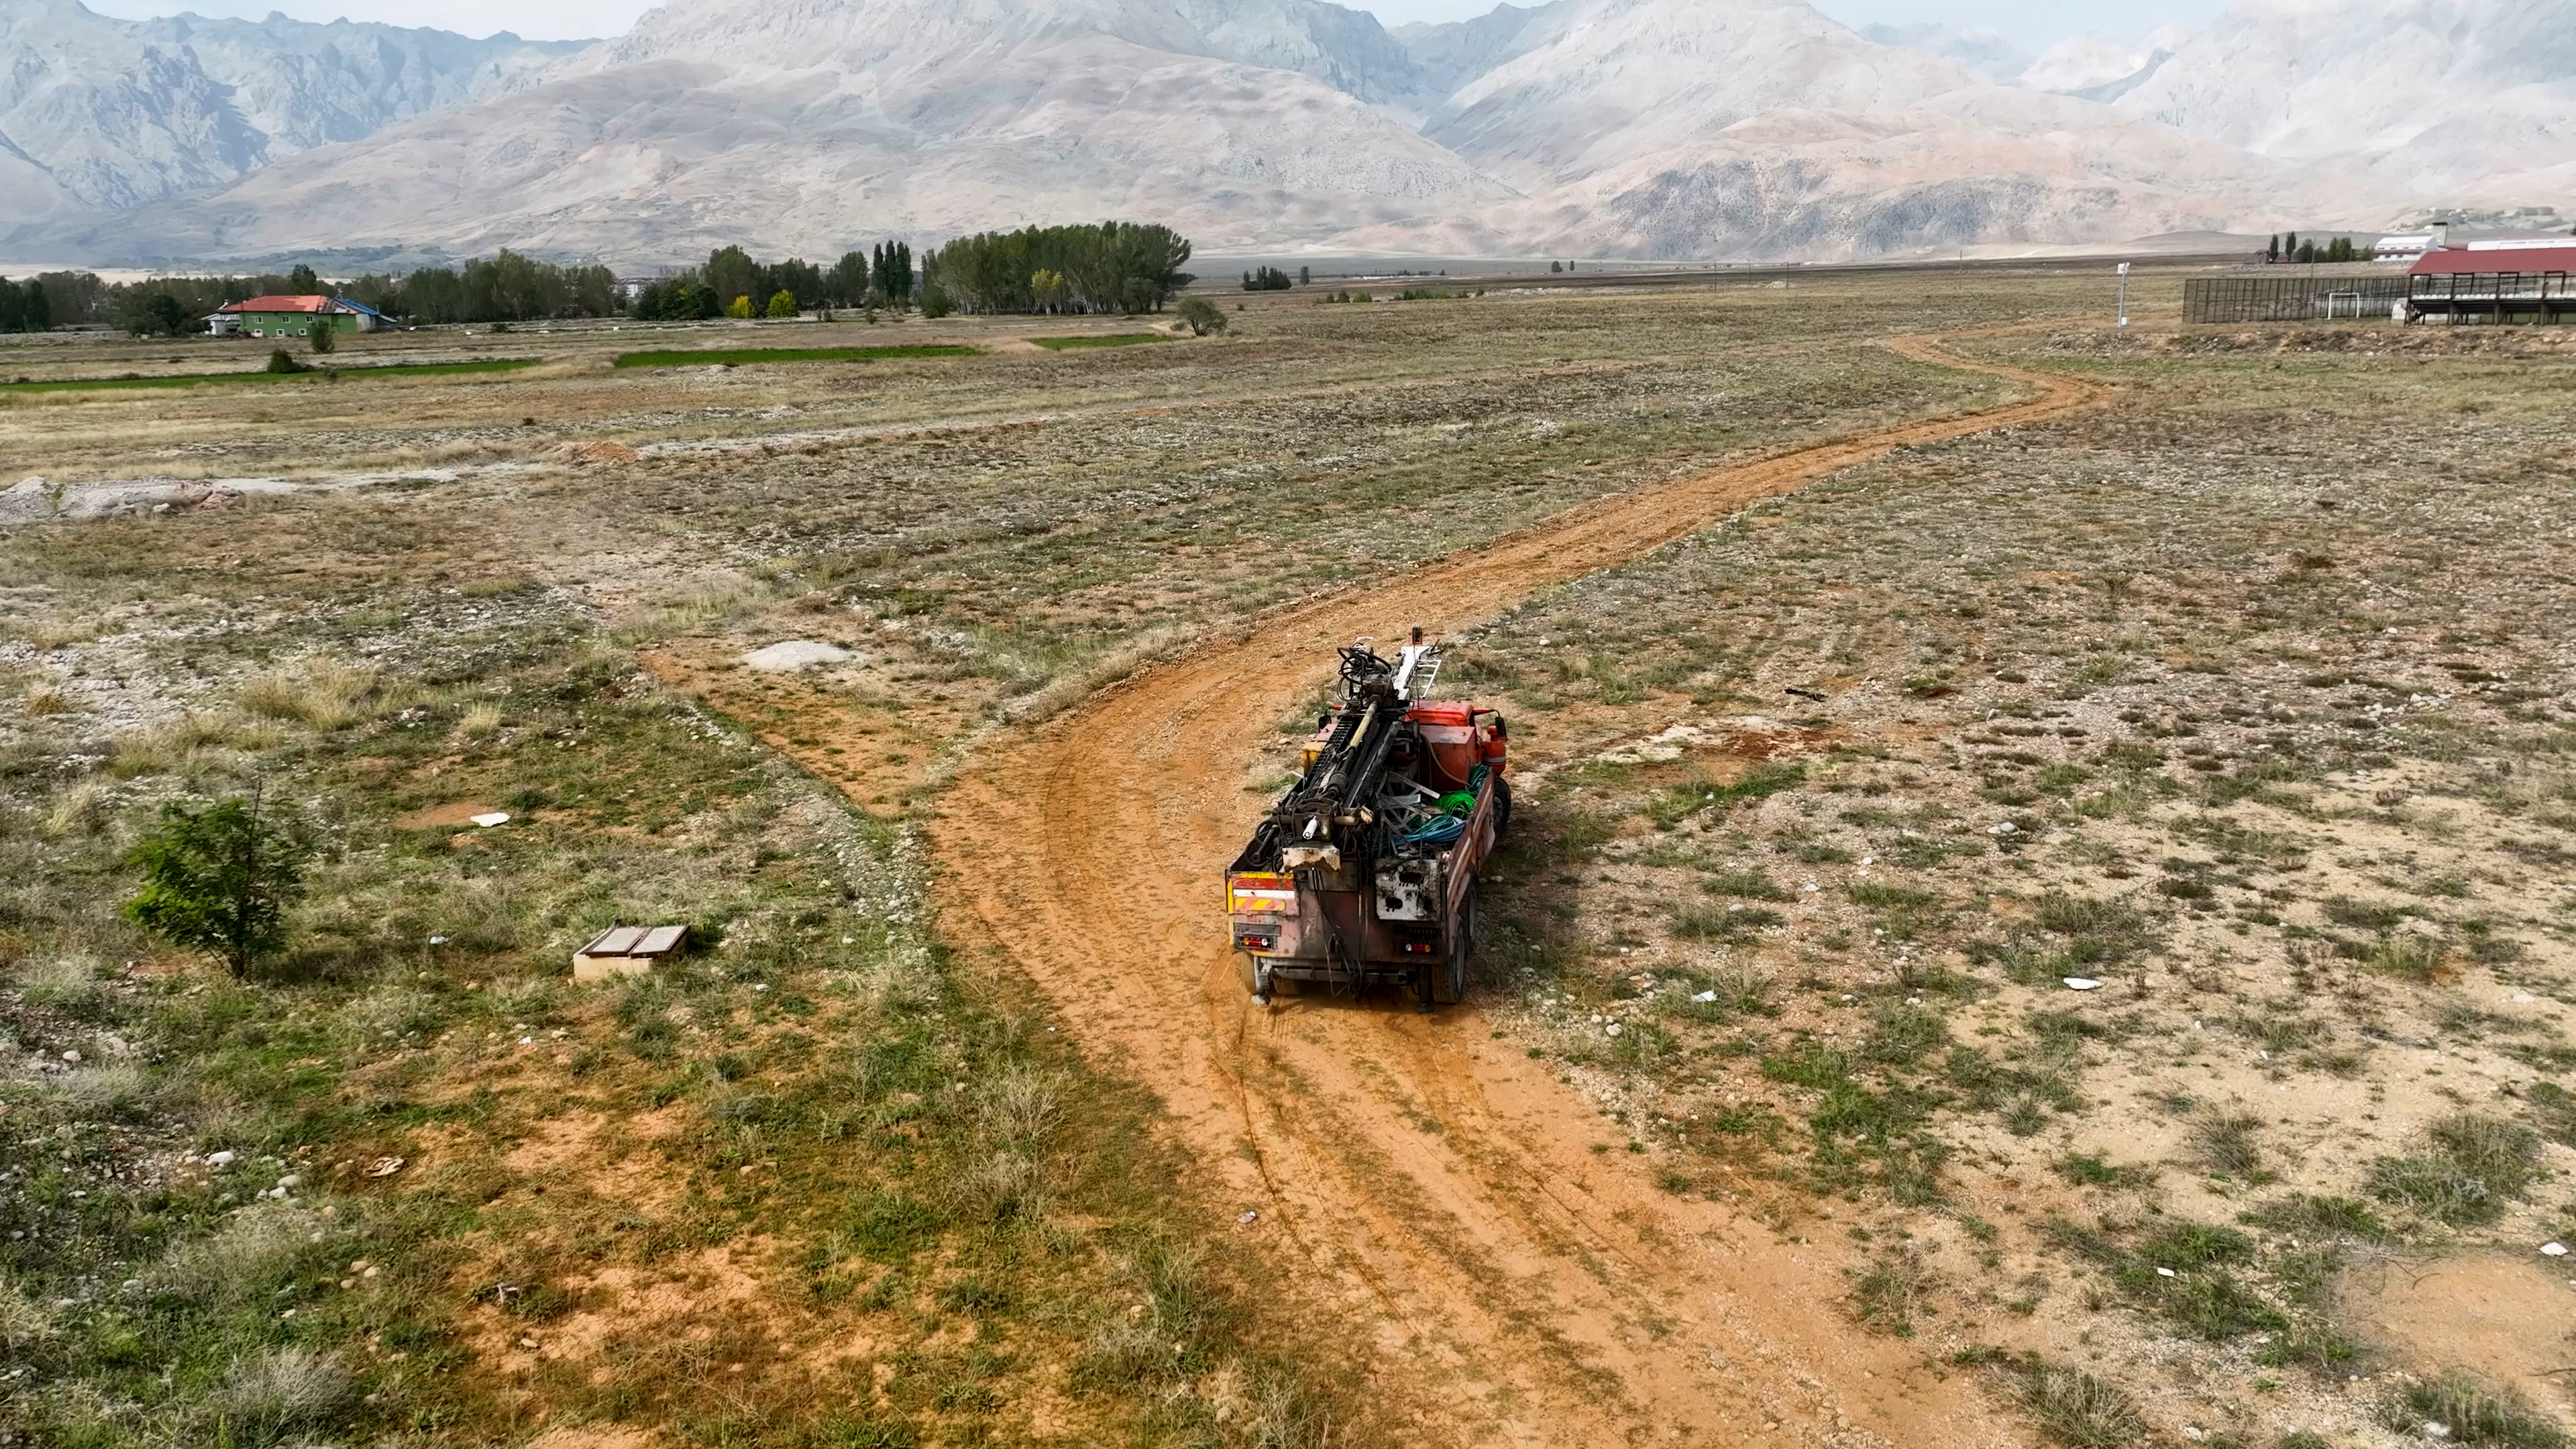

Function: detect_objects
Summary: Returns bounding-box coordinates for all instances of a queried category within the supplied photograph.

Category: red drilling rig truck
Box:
[1226,633,1510,1008]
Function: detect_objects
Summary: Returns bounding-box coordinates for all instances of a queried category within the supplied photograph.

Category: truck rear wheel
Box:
[1433,888,1475,1005]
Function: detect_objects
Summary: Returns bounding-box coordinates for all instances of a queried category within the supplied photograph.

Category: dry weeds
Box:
[1443,320,2576,1444]
[9,267,2555,1448]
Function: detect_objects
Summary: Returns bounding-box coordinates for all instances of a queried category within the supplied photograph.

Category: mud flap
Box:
[1432,886,1474,1006]
[1238,954,1297,1001]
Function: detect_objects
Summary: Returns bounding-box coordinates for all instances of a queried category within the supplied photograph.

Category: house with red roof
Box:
[2406,240,2576,325]
[207,295,392,339]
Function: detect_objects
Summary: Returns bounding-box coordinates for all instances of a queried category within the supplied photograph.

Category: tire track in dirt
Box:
[918,333,2104,1446]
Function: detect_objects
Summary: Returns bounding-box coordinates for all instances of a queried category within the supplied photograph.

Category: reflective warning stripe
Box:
[1228,873,1297,913]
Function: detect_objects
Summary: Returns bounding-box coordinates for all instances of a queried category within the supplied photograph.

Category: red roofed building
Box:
[207,294,390,338]
[2406,241,2576,324]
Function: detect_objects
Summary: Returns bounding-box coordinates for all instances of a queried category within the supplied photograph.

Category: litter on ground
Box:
[574,924,690,981]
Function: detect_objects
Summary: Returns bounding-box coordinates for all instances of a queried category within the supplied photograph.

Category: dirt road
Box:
[928,335,2107,1446]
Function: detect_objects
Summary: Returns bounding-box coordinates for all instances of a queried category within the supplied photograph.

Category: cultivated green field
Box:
[610,343,979,368]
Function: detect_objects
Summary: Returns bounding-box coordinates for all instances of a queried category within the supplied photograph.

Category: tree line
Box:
[1,272,103,332]
[630,243,913,320]
[0,257,620,333]
[341,254,619,323]
[0,242,926,335]
[2265,232,2365,264]
[3,226,1201,334]
[918,223,1192,317]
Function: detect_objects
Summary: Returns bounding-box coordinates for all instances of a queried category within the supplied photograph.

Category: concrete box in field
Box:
[573,924,687,981]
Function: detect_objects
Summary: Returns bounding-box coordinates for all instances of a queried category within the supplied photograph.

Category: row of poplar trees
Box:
[0,276,59,332]
[918,222,1193,315]
[631,243,914,320]
[2265,232,2365,264]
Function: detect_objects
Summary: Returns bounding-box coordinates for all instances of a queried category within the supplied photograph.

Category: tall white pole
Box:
[2117,262,2131,328]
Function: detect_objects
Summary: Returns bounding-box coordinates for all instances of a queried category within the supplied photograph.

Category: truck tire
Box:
[1493,775,1513,837]
[1433,888,1475,1005]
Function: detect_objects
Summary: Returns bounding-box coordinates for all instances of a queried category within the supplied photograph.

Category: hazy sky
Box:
[81,0,2225,53]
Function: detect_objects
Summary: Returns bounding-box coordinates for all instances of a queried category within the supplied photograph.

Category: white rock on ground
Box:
[743,641,854,672]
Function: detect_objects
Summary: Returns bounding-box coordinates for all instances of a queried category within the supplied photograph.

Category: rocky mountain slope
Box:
[0,0,580,219]
[1399,0,2282,258]
[50,0,1507,264]
[2113,0,2576,203]
[1430,0,1979,188]
[2017,25,2189,97]
[1856,20,2028,81]
[1390,1,1568,99]
[8,0,2567,265]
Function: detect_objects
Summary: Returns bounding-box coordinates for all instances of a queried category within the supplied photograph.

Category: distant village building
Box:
[209,295,392,338]
[2406,239,2576,324]
[2372,233,2433,262]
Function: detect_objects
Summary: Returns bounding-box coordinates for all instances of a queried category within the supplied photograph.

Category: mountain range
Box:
[3,0,2566,267]
[1,0,580,221]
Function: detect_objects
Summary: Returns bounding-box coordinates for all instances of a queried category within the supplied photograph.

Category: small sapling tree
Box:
[1177,296,1227,336]
[308,317,336,355]
[124,793,307,978]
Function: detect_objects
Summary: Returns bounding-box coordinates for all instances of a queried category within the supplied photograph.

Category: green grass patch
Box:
[2051,1152,2154,1189]
[611,344,977,368]
[2368,1112,2540,1225]
[2386,1370,2573,1448]
[2047,1216,2286,1341]
[1029,333,1169,351]
[2246,1193,2392,1242]
[2015,1359,2149,1449]
[0,358,539,392]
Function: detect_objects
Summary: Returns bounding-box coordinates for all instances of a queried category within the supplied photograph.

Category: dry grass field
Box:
[1442,320,2576,1447]
[3,268,2571,1449]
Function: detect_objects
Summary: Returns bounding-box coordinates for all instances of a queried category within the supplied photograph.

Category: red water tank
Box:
[1407,702,1480,789]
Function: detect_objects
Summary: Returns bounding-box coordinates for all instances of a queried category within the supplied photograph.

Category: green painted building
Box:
[211,294,390,337]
